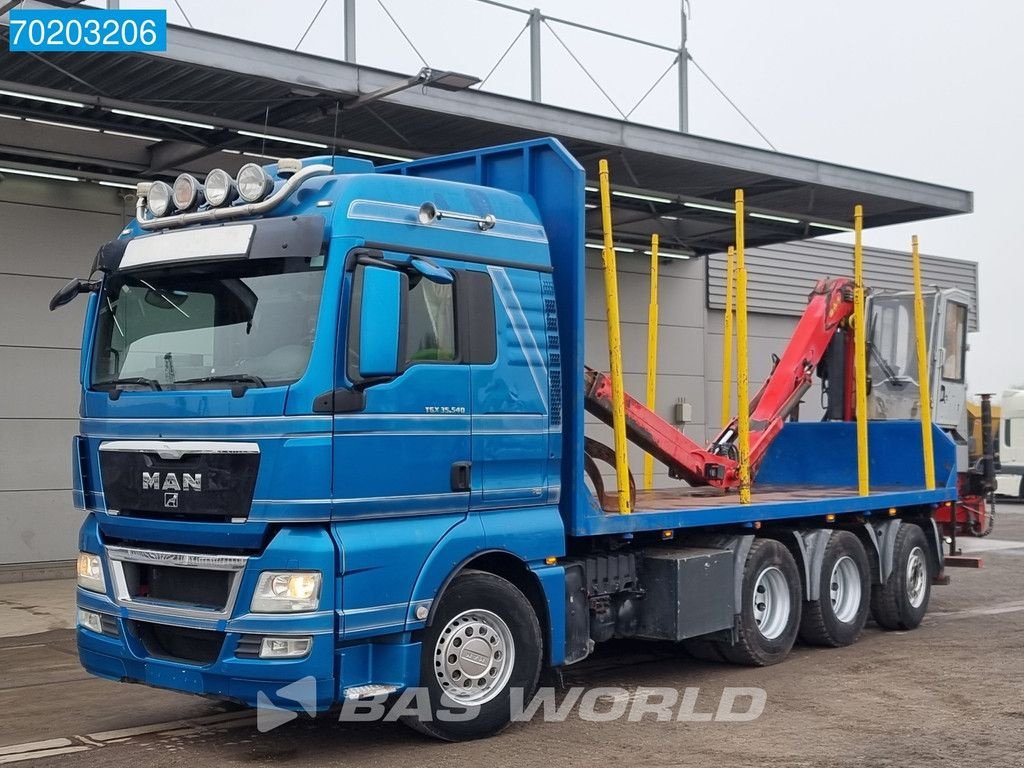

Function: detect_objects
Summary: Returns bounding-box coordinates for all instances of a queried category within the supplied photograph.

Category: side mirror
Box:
[358,266,407,378]
[410,257,454,285]
[49,278,99,311]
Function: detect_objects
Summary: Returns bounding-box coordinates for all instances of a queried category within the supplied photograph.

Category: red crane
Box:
[584,277,855,492]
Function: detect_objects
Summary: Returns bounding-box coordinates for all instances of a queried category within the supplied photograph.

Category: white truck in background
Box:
[995,389,1024,498]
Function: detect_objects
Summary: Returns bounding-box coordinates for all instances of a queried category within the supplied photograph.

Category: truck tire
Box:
[718,538,802,666]
[798,531,870,647]
[403,570,542,741]
[870,523,931,631]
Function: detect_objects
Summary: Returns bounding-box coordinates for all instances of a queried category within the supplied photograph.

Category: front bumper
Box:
[76,516,338,711]
[77,616,336,711]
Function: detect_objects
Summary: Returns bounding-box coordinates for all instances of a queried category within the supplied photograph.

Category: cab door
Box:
[331,253,471,521]
[934,294,969,429]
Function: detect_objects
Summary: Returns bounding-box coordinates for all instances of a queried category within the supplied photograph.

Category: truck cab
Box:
[66,147,572,730]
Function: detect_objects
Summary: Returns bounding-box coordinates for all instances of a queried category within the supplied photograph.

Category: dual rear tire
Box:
[687,524,931,665]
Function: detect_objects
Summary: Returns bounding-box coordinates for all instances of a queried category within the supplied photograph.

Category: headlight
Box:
[251,571,322,613]
[147,181,172,217]
[76,552,105,593]
[236,163,273,203]
[204,168,235,207]
[172,173,201,210]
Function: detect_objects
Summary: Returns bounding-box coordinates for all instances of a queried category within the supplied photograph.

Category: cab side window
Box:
[406,278,456,363]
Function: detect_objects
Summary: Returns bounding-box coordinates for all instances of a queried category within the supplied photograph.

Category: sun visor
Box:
[97,215,326,272]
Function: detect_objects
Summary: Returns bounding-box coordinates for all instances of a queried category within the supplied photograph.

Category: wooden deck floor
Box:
[608,484,908,513]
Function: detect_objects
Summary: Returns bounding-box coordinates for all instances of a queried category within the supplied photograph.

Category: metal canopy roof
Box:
[0,21,972,255]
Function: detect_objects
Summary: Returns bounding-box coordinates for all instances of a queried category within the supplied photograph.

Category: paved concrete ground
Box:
[1,510,1021,767]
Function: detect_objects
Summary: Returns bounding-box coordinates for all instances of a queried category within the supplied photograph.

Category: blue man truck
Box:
[51,138,957,740]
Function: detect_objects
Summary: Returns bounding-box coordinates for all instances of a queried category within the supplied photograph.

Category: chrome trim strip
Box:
[105,546,248,570]
[99,440,260,459]
[82,415,330,424]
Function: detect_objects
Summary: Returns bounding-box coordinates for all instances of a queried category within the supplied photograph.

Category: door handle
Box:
[450,461,472,492]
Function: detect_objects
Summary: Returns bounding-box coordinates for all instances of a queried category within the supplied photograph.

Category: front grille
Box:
[99,445,259,521]
[107,547,247,618]
[131,620,224,664]
[121,562,231,611]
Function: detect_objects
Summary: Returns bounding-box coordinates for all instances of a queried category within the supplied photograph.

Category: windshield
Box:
[868,292,934,384]
[91,256,326,390]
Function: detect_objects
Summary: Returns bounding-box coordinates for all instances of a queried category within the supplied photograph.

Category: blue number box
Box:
[8,9,167,53]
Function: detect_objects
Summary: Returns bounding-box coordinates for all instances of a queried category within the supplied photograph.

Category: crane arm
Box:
[583,277,856,491]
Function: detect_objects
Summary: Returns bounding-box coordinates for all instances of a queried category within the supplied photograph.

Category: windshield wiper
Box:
[174,374,267,397]
[869,345,906,388]
[175,374,267,388]
[93,376,163,391]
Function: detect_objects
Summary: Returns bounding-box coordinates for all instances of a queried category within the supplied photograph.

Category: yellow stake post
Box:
[598,159,632,514]
[643,233,660,491]
[720,246,736,429]
[734,191,752,504]
[911,235,936,490]
[853,204,870,496]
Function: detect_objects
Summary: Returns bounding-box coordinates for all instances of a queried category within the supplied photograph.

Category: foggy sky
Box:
[143,0,1021,396]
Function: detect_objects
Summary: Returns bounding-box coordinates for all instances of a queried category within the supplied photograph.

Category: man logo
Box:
[164,492,178,508]
[142,472,202,492]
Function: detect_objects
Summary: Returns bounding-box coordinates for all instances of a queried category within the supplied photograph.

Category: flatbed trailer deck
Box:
[575,420,956,535]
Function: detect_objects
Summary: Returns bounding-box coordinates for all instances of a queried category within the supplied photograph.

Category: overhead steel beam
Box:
[142,27,971,217]
[0,78,425,163]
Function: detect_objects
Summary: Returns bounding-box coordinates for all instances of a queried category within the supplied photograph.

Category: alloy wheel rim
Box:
[433,609,515,706]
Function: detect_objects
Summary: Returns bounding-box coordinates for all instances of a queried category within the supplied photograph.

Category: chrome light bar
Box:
[135,163,333,231]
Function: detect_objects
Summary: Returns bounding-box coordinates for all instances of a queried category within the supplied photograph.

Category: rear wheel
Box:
[403,570,542,741]
[870,523,931,630]
[717,538,802,666]
[798,531,870,646]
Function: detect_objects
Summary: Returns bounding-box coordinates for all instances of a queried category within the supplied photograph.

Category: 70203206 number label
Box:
[8,9,167,53]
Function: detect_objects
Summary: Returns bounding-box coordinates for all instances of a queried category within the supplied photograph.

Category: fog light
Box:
[76,552,105,593]
[147,181,172,217]
[259,636,312,659]
[251,571,322,613]
[236,163,272,203]
[77,608,103,634]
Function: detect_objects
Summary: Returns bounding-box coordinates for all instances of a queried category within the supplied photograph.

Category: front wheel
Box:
[403,570,542,741]
[870,523,931,630]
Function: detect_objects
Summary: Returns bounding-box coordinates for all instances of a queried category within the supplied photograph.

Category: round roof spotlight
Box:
[204,168,235,207]
[237,163,273,203]
[172,173,201,211]
[147,181,173,218]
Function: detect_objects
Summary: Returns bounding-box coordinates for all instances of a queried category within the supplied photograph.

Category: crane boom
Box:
[584,277,855,491]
